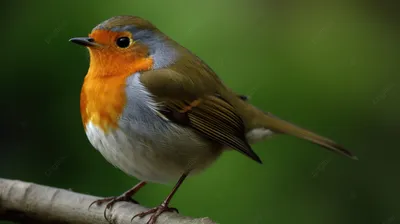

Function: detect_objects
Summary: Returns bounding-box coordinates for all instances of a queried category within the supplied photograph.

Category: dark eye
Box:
[116,37,131,48]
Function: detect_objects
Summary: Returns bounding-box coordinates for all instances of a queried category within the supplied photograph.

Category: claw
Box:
[131,203,179,224]
[87,181,147,221]
[130,174,187,224]
[89,195,139,221]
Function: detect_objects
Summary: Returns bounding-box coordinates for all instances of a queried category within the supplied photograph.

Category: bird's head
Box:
[70,16,178,77]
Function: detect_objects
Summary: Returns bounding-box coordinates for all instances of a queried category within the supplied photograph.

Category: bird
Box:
[69,15,357,224]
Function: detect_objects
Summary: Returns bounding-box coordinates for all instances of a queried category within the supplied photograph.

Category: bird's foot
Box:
[89,194,139,220]
[131,202,179,224]
[88,181,147,221]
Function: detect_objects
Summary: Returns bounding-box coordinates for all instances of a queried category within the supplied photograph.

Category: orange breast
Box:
[80,41,154,133]
[80,75,129,133]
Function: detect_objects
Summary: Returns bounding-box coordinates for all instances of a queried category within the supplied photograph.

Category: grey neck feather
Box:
[110,25,179,69]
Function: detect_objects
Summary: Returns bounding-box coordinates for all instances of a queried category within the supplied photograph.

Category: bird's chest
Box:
[80,74,167,138]
[80,75,128,132]
[80,74,164,156]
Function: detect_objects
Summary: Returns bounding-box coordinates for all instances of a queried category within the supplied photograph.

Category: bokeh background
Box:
[1,0,399,223]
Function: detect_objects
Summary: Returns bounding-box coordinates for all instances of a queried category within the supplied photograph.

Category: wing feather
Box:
[162,96,262,163]
[140,68,262,163]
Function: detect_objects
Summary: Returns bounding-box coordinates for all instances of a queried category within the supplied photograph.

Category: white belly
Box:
[85,120,221,184]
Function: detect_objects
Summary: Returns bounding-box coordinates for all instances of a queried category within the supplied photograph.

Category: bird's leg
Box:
[89,181,147,220]
[132,173,188,224]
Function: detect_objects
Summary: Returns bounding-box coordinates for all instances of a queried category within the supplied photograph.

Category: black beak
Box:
[69,37,98,47]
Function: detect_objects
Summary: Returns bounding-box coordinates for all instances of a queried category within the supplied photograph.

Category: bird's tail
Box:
[258,111,358,160]
[227,93,357,160]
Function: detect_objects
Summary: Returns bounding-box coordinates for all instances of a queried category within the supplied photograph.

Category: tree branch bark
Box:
[0,178,216,224]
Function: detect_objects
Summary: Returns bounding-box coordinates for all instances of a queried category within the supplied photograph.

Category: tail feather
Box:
[223,89,357,160]
[261,112,357,160]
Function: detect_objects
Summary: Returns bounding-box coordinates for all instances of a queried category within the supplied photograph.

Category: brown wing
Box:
[159,95,262,164]
[140,68,261,163]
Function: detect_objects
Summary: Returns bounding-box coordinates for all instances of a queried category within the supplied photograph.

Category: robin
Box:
[69,15,357,224]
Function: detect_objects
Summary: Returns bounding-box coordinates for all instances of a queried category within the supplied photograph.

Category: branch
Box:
[0,178,216,224]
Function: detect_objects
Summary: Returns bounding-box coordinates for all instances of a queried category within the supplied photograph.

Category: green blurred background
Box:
[1,0,399,223]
